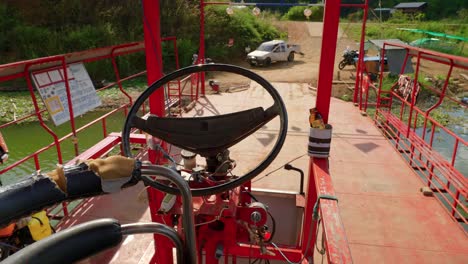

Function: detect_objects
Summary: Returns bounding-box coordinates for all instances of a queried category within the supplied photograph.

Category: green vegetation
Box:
[0,77,148,124]
[0,1,284,86]
[204,5,285,61]
[343,7,468,56]
[282,6,323,21]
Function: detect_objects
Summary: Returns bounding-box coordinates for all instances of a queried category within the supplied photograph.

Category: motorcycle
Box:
[338,49,359,70]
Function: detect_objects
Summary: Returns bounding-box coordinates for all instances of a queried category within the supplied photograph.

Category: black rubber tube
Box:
[1,219,122,264]
[0,164,103,227]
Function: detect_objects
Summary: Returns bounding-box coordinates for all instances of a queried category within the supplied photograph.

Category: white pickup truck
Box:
[246,40,301,66]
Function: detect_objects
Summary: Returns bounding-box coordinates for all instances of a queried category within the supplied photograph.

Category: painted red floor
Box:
[62,82,467,263]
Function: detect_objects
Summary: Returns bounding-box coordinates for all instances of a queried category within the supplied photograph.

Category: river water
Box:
[0,111,125,185]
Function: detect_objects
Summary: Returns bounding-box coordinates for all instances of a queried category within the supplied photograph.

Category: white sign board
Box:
[32,63,101,126]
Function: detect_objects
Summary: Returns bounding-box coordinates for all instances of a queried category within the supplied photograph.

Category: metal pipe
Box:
[284,164,305,195]
[141,165,197,264]
[121,223,184,263]
[406,52,421,138]
[61,57,79,158]
[353,0,369,104]
[422,62,454,140]
[377,45,386,109]
[111,48,133,105]
[24,62,64,165]
[199,0,206,96]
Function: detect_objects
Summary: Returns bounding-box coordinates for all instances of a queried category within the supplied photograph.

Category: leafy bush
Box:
[0,1,285,83]
[282,6,323,21]
[387,11,411,24]
[204,6,284,61]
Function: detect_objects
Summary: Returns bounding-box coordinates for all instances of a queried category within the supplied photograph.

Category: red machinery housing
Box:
[140,0,365,263]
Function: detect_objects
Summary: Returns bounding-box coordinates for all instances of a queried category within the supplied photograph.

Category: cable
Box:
[269,211,317,264]
[266,211,276,243]
[252,154,306,183]
[194,207,227,227]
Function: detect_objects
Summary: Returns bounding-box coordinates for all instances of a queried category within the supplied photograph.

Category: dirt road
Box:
[212,21,357,97]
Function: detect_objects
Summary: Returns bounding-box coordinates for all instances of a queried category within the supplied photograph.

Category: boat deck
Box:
[63,82,467,263]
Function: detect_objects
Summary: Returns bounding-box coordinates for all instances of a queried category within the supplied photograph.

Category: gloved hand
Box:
[86,156,137,193]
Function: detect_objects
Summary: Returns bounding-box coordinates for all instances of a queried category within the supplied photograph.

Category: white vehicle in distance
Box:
[246,40,302,67]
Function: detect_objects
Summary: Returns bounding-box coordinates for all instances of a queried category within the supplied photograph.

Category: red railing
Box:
[0,41,171,220]
[355,43,468,228]
[0,37,197,221]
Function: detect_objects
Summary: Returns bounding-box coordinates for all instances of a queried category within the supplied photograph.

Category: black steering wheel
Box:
[122,64,288,196]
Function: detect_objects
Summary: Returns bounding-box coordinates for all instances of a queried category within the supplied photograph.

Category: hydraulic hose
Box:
[140,164,197,264]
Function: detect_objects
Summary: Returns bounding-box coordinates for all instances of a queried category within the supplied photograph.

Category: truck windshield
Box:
[257,43,275,51]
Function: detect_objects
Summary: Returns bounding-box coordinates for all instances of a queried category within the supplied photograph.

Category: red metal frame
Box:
[354,42,468,229]
[0,39,167,220]
[140,0,356,263]
[353,0,369,105]
[0,0,372,262]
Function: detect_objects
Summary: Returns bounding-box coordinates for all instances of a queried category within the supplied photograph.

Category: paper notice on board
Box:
[31,63,101,126]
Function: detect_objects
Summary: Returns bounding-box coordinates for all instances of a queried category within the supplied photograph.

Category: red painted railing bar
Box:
[375,115,467,226]
[200,0,206,96]
[33,154,40,171]
[382,42,468,69]
[406,52,421,138]
[353,0,368,104]
[313,159,353,263]
[375,117,467,223]
[0,110,46,129]
[451,190,461,217]
[65,71,146,93]
[399,49,410,76]
[60,106,127,141]
[392,92,467,146]
[25,61,64,165]
[377,46,387,108]
[102,119,108,138]
[451,139,459,166]
[0,72,24,82]
[60,57,80,157]
[111,50,133,106]
[0,107,127,175]
[386,92,468,146]
[422,63,454,141]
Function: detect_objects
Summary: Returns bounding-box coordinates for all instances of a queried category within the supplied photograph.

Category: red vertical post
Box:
[61,58,79,158]
[353,0,369,104]
[142,1,173,263]
[199,0,206,96]
[302,0,341,259]
[406,52,421,138]
[302,159,319,257]
[315,0,341,123]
